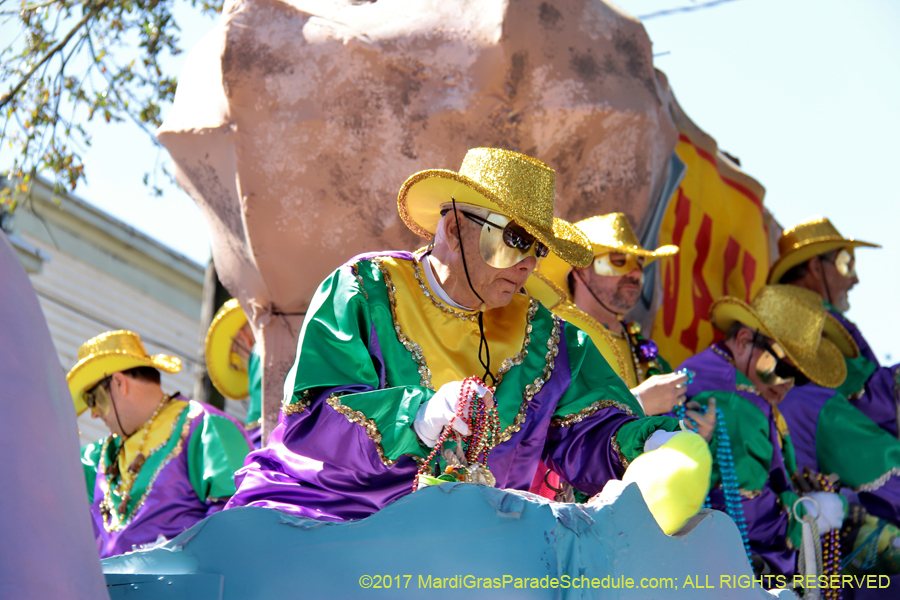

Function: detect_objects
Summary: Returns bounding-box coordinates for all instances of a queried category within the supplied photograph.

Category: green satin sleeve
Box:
[187,414,252,501]
[837,353,878,398]
[246,345,262,426]
[688,390,773,492]
[816,392,900,487]
[614,416,684,464]
[284,260,435,460]
[81,440,103,504]
[554,321,646,419]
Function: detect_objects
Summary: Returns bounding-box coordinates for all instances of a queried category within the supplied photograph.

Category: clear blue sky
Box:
[72,0,898,363]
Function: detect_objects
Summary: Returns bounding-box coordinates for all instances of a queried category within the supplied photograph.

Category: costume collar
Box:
[421,254,475,311]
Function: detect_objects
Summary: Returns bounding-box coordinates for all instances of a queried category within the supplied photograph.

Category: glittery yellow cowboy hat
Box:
[205,299,252,401]
[397,147,593,268]
[67,330,181,416]
[768,217,880,284]
[524,212,679,309]
[709,285,856,389]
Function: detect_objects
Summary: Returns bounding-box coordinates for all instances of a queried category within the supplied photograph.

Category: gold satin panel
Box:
[381,257,529,390]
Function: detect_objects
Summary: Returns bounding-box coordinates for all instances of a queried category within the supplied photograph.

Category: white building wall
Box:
[21,231,202,444]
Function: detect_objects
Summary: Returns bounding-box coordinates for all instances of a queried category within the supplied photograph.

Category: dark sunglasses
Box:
[758,340,810,387]
[461,212,549,259]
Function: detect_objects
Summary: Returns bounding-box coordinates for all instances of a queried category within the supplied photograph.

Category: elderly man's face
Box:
[575,252,644,314]
[455,211,538,310]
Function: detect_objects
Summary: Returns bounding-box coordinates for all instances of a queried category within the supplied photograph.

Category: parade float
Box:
[2,1,799,598]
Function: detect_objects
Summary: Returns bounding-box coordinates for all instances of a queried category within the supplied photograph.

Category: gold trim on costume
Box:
[281,390,312,417]
[553,304,631,381]
[499,314,562,443]
[550,399,635,428]
[376,258,434,390]
[411,258,479,322]
[611,433,629,469]
[351,262,368,300]
[739,488,763,499]
[494,300,537,386]
[98,402,194,532]
[326,394,398,467]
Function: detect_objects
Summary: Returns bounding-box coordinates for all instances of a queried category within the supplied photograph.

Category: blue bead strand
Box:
[675,403,752,562]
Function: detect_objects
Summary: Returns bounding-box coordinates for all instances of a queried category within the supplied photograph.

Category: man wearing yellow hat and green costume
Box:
[677,285,859,579]
[526,213,687,415]
[70,330,253,558]
[769,217,898,438]
[226,148,714,535]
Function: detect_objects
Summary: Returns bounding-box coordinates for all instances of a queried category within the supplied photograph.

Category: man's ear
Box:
[442,212,461,254]
[807,256,826,283]
[111,371,128,397]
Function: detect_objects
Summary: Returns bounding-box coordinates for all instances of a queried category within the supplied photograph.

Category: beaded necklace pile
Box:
[413,376,500,491]
[99,394,170,530]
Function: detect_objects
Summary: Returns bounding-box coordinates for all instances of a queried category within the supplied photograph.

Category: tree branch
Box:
[0,0,108,111]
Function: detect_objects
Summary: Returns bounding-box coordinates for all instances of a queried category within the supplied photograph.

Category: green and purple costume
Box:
[680,344,811,577]
[81,396,252,558]
[226,251,681,520]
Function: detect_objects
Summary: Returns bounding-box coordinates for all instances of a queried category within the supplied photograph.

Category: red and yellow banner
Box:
[651,105,769,367]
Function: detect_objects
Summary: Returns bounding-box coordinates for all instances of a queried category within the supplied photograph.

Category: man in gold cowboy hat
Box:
[69,330,253,558]
[677,285,858,578]
[769,216,899,438]
[527,213,687,416]
[205,299,263,447]
[226,148,715,535]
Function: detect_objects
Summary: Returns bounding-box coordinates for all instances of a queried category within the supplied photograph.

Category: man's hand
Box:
[683,397,716,442]
[631,372,689,416]
[412,380,492,447]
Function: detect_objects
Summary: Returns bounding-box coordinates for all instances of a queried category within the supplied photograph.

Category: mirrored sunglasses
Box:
[462,212,549,269]
[593,252,645,277]
[755,339,810,387]
[84,378,112,417]
[827,248,856,279]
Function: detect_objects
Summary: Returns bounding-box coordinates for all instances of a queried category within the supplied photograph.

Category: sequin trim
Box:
[281,390,312,417]
[326,394,398,467]
[494,299,537,385]
[710,344,735,365]
[856,467,900,492]
[499,314,561,443]
[739,488,762,499]
[411,258,479,322]
[735,383,760,395]
[351,262,368,300]
[98,404,193,532]
[550,399,635,428]
[611,433,629,469]
[375,258,434,390]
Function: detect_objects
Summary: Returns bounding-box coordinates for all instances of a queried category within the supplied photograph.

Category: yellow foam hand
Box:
[622,431,712,534]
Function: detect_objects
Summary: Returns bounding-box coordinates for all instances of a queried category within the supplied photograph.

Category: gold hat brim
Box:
[525,251,572,308]
[768,238,880,284]
[822,312,859,359]
[67,352,181,416]
[589,242,679,263]
[205,299,251,401]
[398,170,593,268]
[710,297,847,389]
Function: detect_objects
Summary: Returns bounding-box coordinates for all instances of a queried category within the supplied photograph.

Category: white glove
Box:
[413,380,490,447]
[801,491,845,533]
[643,430,680,453]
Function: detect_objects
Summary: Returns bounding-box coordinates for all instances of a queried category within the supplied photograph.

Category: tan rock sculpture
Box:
[158,0,679,439]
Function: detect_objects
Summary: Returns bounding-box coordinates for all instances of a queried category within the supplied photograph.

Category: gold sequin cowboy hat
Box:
[397,147,593,268]
[525,212,679,309]
[205,299,252,401]
[768,217,880,284]
[67,330,181,416]
[710,285,858,389]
